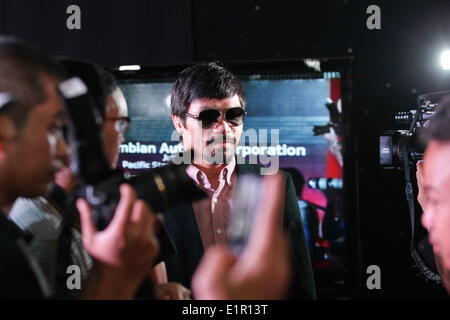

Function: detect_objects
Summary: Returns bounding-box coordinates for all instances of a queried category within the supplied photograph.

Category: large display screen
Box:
[116,65,349,292]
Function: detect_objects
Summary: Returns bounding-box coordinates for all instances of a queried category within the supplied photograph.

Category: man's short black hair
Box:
[0,36,66,128]
[58,58,117,119]
[429,96,450,142]
[171,62,246,120]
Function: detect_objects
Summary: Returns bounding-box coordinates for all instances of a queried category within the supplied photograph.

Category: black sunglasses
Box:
[184,107,247,128]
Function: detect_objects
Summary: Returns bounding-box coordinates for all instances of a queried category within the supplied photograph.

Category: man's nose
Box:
[213,114,232,134]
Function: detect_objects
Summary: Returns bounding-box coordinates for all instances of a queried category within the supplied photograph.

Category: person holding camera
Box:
[416,98,450,294]
[0,36,159,299]
[9,57,190,300]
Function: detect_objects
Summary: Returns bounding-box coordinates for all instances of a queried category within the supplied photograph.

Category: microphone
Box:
[307,178,343,190]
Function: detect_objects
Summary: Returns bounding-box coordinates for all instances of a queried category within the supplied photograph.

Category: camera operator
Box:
[9,58,190,300]
[0,36,159,299]
[9,58,121,296]
[416,98,450,294]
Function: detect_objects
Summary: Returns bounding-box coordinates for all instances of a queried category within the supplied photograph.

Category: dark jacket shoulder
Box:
[0,212,45,299]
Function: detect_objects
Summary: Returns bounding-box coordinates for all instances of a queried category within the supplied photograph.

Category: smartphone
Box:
[227,174,263,255]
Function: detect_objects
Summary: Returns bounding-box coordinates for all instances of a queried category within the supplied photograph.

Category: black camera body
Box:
[379,129,427,169]
[379,93,444,169]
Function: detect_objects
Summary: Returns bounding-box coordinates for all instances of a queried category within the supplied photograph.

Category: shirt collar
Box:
[186,157,236,189]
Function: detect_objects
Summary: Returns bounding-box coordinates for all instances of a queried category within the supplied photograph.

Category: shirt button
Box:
[213,197,218,204]
[217,228,222,234]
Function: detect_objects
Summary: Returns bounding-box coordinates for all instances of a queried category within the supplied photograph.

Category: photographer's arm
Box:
[80,262,138,299]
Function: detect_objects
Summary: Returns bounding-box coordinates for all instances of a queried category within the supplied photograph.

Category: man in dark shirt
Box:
[164,62,316,299]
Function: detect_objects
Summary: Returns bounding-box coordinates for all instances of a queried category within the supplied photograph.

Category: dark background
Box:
[1,0,450,299]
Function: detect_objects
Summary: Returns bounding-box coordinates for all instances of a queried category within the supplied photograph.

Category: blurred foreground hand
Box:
[77,184,160,299]
[192,174,292,300]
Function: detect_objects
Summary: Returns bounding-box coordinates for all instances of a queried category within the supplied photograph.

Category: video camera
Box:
[379,91,450,284]
[379,92,448,169]
[57,77,206,230]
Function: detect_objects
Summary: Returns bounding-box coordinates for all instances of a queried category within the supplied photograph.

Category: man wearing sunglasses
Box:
[164,62,316,299]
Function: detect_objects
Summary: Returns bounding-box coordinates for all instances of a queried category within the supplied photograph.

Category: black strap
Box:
[402,145,441,283]
[402,145,415,252]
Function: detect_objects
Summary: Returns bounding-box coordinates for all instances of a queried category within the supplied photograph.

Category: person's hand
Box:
[154,282,191,300]
[76,184,160,297]
[192,174,292,300]
[416,160,426,210]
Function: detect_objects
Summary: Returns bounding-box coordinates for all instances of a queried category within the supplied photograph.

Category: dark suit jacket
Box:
[163,163,317,299]
[0,211,46,299]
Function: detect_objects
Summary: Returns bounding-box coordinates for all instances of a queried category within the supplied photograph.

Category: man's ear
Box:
[172,114,185,134]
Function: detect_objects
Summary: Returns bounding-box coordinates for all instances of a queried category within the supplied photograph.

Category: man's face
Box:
[174,95,244,165]
[102,88,128,169]
[421,141,450,272]
[0,77,67,202]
